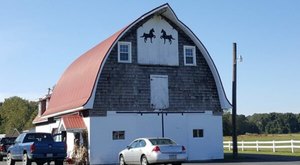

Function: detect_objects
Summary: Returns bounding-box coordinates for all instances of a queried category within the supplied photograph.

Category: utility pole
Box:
[161,112,165,137]
[232,42,238,158]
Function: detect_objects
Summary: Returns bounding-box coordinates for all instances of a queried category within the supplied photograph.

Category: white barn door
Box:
[150,75,169,110]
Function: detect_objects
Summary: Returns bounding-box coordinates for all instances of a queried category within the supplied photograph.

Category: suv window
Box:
[0,137,16,144]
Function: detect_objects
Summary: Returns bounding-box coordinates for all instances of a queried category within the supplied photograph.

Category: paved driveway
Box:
[1,154,300,165]
[187,153,300,165]
[2,162,300,165]
[1,161,300,165]
[188,163,300,165]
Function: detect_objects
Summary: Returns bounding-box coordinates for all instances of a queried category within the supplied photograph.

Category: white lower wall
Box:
[89,112,161,164]
[66,132,75,157]
[35,120,59,133]
[89,111,223,164]
[164,112,223,160]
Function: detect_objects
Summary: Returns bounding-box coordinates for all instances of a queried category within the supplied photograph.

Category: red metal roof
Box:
[62,114,86,130]
[32,116,48,124]
[42,28,125,117]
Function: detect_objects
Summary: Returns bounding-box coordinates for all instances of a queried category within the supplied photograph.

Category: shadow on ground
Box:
[193,153,300,163]
[2,153,299,165]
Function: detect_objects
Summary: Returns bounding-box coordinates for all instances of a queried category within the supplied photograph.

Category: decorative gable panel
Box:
[137,15,179,66]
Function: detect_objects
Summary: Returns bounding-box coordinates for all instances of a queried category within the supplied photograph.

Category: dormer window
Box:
[184,45,196,66]
[118,41,132,63]
[38,94,51,116]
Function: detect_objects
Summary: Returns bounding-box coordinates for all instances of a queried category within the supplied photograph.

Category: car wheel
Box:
[55,160,64,165]
[35,161,45,165]
[0,155,3,161]
[172,163,182,165]
[119,155,127,165]
[7,153,15,165]
[141,155,149,165]
[36,161,45,165]
[23,153,31,165]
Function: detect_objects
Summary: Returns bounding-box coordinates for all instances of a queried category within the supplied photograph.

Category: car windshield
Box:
[149,138,176,145]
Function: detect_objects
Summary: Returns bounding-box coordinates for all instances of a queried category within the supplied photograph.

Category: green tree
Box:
[247,113,300,134]
[223,112,232,136]
[236,115,249,135]
[298,114,300,131]
[248,113,270,134]
[0,103,4,133]
[0,96,38,134]
[284,113,298,133]
[222,112,259,136]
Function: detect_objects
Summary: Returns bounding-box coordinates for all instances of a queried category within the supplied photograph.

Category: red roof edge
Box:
[32,115,48,124]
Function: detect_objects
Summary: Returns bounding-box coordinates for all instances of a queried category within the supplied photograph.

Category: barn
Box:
[33,3,231,164]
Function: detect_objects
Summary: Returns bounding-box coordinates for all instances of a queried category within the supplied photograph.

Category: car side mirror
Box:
[126,146,131,150]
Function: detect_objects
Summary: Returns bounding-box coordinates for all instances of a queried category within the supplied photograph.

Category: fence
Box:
[224,140,300,153]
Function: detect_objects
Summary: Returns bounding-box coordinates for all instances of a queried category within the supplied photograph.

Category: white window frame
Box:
[183,45,196,66]
[193,129,204,138]
[112,130,125,140]
[118,41,132,63]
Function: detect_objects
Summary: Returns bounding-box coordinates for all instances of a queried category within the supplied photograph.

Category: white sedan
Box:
[119,137,187,165]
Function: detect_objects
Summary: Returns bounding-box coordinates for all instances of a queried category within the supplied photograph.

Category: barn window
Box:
[184,45,196,66]
[112,131,125,140]
[193,129,203,138]
[118,42,132,63]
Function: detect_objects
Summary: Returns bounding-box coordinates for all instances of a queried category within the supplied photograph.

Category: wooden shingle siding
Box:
[92,15,221,113]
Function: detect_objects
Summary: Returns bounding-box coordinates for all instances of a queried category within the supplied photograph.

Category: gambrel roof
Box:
[42,29,124,118]
[42,3,231,119]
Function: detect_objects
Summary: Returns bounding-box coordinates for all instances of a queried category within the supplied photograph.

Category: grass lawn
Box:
[224,133,300,141]
[224,134,300,155]
[224,150,300,157]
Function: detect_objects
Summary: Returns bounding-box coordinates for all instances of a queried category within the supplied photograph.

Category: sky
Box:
[0,0,299,115]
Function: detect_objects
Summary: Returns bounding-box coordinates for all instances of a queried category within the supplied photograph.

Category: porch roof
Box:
[61,114,86,132]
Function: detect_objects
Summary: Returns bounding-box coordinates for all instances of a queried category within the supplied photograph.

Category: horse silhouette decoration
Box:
[160,29,175,44]
[140,28,156,43]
